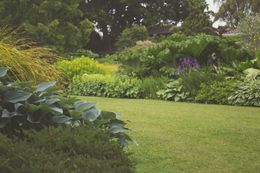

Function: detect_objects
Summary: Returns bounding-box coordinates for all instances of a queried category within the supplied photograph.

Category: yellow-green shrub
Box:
[57,56,117,79]
[0,29,62,84]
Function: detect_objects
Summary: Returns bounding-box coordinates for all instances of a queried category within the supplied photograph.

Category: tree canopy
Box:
[214,0,260,27]
[0,0,213,52]
[0,0,94,52]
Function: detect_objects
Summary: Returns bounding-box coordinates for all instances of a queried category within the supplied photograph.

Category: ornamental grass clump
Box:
[0,28,62,84]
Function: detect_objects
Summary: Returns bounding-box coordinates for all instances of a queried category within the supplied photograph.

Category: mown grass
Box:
[80,97,260,173]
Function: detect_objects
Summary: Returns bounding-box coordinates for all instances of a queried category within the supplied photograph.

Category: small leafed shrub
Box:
[0,126,133,173]
[70,74,142,98]
[195,80,239,105]
[57,57,117,79]
[228,79,260,107]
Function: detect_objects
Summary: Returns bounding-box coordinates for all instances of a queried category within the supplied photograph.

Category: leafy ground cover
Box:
[81,96,260,173]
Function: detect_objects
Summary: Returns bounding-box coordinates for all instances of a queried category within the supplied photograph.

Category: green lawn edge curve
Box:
[79,97,260,173]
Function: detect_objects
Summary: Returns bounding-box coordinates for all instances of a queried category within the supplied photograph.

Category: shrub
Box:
[0,126,133,173]
[112,33,251,78]
[0,68,134,146]
[70,74,142,98]
[195,80,239,104]
[157,79,191,102]
[0,29,62,84]
[57,57,117,79]
[179,69,221,98]
[228,79,260,107]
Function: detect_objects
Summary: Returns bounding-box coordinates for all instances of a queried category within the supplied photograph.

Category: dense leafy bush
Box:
[157,79,191,102]
[195,80,239,104]
[0,126,133,173]
[228,79,260,107]
[179,69,222,98]
[57,57,117,79]
[0,29,62,84]
[111,34,251,78]
[70,74,142,98]
[0,68,134,145]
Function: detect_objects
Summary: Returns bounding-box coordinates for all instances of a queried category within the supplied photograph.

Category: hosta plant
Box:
[228,79,260,107]
[0,67,135,146]
[157,79,191,102]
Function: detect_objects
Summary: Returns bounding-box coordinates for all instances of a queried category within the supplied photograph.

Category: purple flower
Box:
[176,57,200,75]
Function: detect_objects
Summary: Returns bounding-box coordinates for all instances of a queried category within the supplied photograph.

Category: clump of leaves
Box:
[157,79,191,102]
[228,79,260,107]
[0,67,135,146]
[195,80,239,105]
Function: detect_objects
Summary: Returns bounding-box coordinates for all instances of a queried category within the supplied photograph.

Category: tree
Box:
[214,0,260,27]
[115,25,149,51]
[238,14,260,55]
[82,0,212,52]
[0,0,94,52]
[181,0,213,35]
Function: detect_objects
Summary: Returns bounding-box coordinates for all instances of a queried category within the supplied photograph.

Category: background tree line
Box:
[0,0,259,53]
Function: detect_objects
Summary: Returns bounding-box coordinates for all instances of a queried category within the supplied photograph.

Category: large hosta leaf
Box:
[82,108,101,122]
[35,81,56,93]
[244,68,260,79]
[74,101,96,112]
[2,109,22,118]
[3,89,32,103]
[52,115,72,124]
[0,67,9,78]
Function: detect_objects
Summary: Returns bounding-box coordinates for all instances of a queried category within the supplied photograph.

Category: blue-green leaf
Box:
[35,81,56,93]
[4,89,32,103]
[52,115,72,124]
[0,67,9,78]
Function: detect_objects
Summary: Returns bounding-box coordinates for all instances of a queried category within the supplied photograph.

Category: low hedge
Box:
[0,126,134,173]
[70,74,143,98]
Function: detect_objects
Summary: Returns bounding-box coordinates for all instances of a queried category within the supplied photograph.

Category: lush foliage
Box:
[181,0,213,35]
[140,77,167,99]
[238,14,260,55]
[157,79,191,102]
[0,126,133,173]
[57,57,117,79]
[0,0,94,52]
[81,0,210,52]
[215,0,260,27]
[112,34,251,78]
[115,25,149,51]
[0,29,62,84]
[228,79,260,107]
[70,74,142,99]
[195,80,238,104]
[0,68,134,145]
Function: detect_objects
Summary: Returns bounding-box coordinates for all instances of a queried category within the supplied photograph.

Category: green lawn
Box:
[80,97,260,173]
